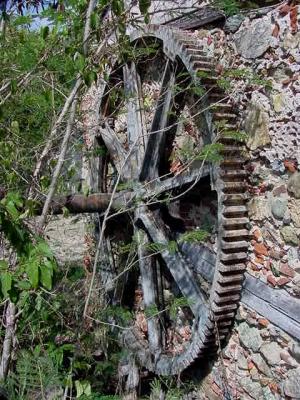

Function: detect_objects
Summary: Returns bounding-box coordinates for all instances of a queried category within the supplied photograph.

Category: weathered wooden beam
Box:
[181,242,300,340]
[137,207,207,315]
[242,274,300,341]
[165,6,225,30]
[123,62,146,176]
[135,225,162,353]
[140,60,176,181]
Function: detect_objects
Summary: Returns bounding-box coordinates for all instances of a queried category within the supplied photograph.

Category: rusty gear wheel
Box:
[95,25,249,375]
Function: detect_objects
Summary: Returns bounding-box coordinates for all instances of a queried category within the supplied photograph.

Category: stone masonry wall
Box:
[182,3,300,399]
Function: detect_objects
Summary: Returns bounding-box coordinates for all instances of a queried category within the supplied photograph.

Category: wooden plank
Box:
[99,122,130,178]
[179,242,300,340]
[123,63,146,176]
[135,226,162,353]
[165,6,224,30]
[140,60,176,181]
[138,207,208,315]
[242,274,300,341]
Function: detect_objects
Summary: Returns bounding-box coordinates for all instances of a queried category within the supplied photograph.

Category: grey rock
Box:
[288,245,300,263]
[288,172,300,199]
[248,197,270,221]
[261,342,282,366]
[271,160,285,175]
[234,18,273,59]
[271,198,287,220]
[224,14,245,33]
[245,102,270,151]
[289,199,300,228]
[238,353,248,370]
[289,342,300,363]
[280,226,299,246]
[238,322,262,352]
[284,368,300,399]
[261,386,277,400]
[252,353,273,377]
[240,376,263,399]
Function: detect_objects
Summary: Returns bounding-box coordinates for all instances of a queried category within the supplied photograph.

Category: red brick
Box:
[280,263,296,278]
[258,318,269,328]
[284,160,297,173]
[254,242,268,257]
[253,228,263,242]
[277,276,292,286]
[267,274,277,287]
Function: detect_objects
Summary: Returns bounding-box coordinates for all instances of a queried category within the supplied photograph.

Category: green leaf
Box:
[10,79,17,94]
[83,70,97,87]
[0,260,8,271]
[39,265,53,290]
[1,272,12,298]
[138,0,150,19]
[90,12,97,30]
[41,26,50,40]
[26,261,39,288]
[17,280,32,290]
[35,241,54,259]
[112,0,124,16]
[74,53,86,72]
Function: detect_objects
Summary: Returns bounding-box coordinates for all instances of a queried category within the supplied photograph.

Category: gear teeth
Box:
[219,263,247,273]
[221,240,248,251]
[222,229,250,239]
[223,205,248,215]
[212,302,238,312]
[217,272,245,284]
[215,282,243,294]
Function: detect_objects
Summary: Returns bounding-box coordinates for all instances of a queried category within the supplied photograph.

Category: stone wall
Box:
[182,3,300,399]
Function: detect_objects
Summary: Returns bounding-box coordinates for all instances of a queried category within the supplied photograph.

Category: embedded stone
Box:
[283,32,300,50]
[224,14,245,33]
[272,93,283,113]
[252,353,273,377]
[273,184,287,197]
[271,197,287,220]
[245,103,271,150]
[280,350,298,367]
[240,376,263,399]
[238,322,262,352]
[261,342,282,366]
[288,342,300,363]
[288,172,300,199]
[248,197,270,221]
[261,386,277,400]
[271,160,285,175]
[238,353,248,370]
[289,199,300,228]
[234,18,273,59]
[280,226,299,246]
[284,368,300,399]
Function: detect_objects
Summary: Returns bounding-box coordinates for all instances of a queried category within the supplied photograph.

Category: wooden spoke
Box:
[140,60,177,181]
[99,122,131,179]
[123,63,147,177]
[145,164,211,200]
[135,225,162,354]
[137,207,207,315]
